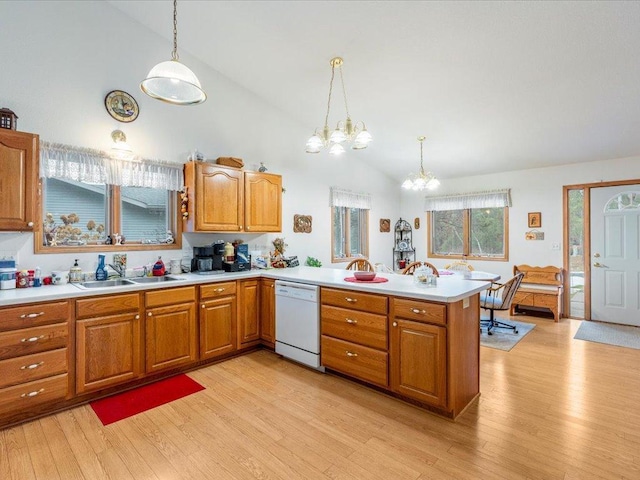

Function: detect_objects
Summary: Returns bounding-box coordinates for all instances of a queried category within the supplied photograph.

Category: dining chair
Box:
[345,258,375,272]
[401,261,439,276]
[480,272,525,335]
[444,260,474,271]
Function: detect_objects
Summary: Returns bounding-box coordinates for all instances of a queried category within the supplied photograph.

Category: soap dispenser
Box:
[152,256,166,276]
[69,259,83,283]
[96,254,108,281]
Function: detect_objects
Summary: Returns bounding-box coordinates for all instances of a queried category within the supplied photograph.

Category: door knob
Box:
[593,262,602,267]
[594,253,600,258]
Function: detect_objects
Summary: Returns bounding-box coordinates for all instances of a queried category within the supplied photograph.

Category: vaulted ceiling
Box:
[110,1,640,183]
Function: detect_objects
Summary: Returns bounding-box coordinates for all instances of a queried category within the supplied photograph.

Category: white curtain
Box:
[329,186,372,210]
[424,189,512,211]
[40,141,183,191]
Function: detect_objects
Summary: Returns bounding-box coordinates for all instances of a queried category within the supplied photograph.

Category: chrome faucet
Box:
[108,263,126,278]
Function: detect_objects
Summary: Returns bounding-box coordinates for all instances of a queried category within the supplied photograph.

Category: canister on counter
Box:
[17,270,29,288]
[0,267,17,290]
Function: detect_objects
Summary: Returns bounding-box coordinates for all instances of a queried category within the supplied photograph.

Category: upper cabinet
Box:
[184,162,282,233]
[0,130,38,231]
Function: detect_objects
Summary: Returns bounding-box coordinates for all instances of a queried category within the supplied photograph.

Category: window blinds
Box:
[329,186,372,210]
[424,189,512,211]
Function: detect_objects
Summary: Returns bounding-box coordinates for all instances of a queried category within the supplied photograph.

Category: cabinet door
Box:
[195,163,244,231]
[244,172,282,232]
[238,279,260,346]
[200,296,237,360]
[146,302,197,373]
[76,313,142,394]
[389,319,447,408]
[259,278,276,344]
[0,130,37,231]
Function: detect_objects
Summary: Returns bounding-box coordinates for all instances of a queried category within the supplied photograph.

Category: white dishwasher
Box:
[275,280,324,371]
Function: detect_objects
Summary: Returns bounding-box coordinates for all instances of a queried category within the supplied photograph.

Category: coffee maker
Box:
[191,243,224,273]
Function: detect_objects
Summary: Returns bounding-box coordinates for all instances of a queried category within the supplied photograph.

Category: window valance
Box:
[329,186,372,210]
[40,142,184,191]
[424,189,512,212]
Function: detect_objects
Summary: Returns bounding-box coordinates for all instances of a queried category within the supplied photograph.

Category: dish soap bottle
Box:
[152,256,166,276]
[69,259,83,283]
[96,254,108,281]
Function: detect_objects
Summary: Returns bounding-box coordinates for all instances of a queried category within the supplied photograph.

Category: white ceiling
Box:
[109,1,640,183]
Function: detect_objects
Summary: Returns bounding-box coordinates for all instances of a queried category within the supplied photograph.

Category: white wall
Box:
[401,155,640,280]
[0,1,399,275]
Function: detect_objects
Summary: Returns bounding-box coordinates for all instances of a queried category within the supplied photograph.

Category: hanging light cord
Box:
[171,0,179,61]
[419,138,426,175]
[338,65,351,119]
[324,63,336,128]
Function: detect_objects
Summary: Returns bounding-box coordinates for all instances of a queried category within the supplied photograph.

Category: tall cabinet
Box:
[183,162,282,233]
[0,129,38,231]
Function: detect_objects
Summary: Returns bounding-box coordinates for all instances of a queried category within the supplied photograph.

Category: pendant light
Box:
[140,0,206,105]
[401,136,440,191]
[305,57,372,155]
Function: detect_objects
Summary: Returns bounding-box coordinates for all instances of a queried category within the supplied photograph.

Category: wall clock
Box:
[105,90,139,123]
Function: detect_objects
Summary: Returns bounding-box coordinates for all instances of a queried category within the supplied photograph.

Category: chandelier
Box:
[401,136,440,191]
[140,0,206,105]
[305,57,372,155]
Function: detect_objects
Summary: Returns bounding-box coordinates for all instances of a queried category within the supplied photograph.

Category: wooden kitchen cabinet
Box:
[0,300,71,426]
[238,279,261,347]
[76,294,143,394]
[183,162,282,233]
[145,286,197,374]
[259,278,276,346]
[0,129,38,231]
[200,281,237,360]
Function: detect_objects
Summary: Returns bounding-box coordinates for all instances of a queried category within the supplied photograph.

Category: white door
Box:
[590,185,640,326]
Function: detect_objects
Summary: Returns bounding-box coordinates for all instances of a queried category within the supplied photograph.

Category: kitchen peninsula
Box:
[0,267,489,427]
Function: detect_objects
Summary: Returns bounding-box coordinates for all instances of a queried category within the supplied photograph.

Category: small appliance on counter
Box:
[222,243,251,272]
[191,242,225,274]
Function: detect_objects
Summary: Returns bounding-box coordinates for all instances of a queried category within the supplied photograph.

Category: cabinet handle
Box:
[393,321,398,327]
[202,304,206,308]
[214,288,225,293]
[20,312,45,319]
[21,389,44,399]
[411,308,426,315]
[27,221,34,227]
[345,297,357,303]
[135,315,140,320]
[345,351,358,357]
[346,318,358,324]
[21,335,45,343]
[20,362,44,370]
[246,226,251,231]
[147,312,152,317]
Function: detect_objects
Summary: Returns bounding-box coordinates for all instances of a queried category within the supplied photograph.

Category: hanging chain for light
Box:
[338,63,350,119]
[171,0,179,61]
[418,136,426,176]
[323,61,336,129]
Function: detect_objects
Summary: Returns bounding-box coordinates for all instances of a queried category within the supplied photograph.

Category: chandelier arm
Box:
[171,0,179,61]
[324,63,336,130]
[338,64,351,119]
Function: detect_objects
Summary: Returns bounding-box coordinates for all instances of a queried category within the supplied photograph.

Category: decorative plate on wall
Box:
[380,218,390,232]
[105,90,139,123]
[293,214,312,233]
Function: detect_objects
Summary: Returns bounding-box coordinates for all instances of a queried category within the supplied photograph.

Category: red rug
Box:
[90,374,205,425]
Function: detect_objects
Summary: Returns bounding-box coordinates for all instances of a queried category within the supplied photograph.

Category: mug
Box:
[170,259,181,274]
[51,270,69,285]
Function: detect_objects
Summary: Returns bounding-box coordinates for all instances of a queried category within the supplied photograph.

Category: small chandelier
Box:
[140,0,206,105]
[401,136,440,191]
[305,57,372,155]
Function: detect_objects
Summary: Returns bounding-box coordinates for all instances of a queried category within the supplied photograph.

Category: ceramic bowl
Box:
[354,271,377,281]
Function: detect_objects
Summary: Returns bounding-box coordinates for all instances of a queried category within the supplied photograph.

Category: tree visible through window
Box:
[430,207,507,260]
[332,207,369,261]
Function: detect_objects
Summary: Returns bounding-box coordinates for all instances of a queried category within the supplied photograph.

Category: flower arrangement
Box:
[270,237,288,268]
[43,212,105,246]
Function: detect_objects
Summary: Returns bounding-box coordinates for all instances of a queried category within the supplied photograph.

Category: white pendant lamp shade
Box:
[141,60,206,105]
[402,136,439,191]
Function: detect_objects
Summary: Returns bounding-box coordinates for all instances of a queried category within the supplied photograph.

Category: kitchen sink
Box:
[75,278,136,289]
[130,276,182,284]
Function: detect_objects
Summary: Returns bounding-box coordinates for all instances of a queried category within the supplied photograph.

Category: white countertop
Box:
[0,266,491,307]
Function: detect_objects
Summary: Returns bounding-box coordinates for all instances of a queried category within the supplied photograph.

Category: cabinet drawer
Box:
[391,298,446,326]
[534,294,558,308]
[200,281,237,300]
[0,373,68,417]
[0,301,69,332]
[146,286,196,308]
[76,293,140,319]
[322,288,387,315]
[321,335,388,387]
[0,323,68,361]
[0,348,67,389]
[321,305,387,350]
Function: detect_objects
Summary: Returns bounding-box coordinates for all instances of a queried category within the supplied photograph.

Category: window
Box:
[426,190,511,261]
[330,187,371,262]
[37,141,181,252]
[332,207,369,260]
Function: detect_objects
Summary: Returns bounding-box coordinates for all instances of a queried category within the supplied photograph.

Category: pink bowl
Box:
[353,271,377,281]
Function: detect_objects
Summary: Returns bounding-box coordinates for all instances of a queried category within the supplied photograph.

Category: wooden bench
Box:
[511,265,563,322]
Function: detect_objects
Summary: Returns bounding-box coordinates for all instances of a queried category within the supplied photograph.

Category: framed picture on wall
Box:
[528,212,542,228]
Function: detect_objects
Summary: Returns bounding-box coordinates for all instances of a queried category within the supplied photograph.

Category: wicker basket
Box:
[215,157,244,168]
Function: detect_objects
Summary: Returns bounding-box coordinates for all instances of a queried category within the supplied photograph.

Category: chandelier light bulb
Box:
[329,143,346,155]
[330,128,347,144]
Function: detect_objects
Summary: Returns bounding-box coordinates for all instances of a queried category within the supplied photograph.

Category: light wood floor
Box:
[2,315,639,480]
